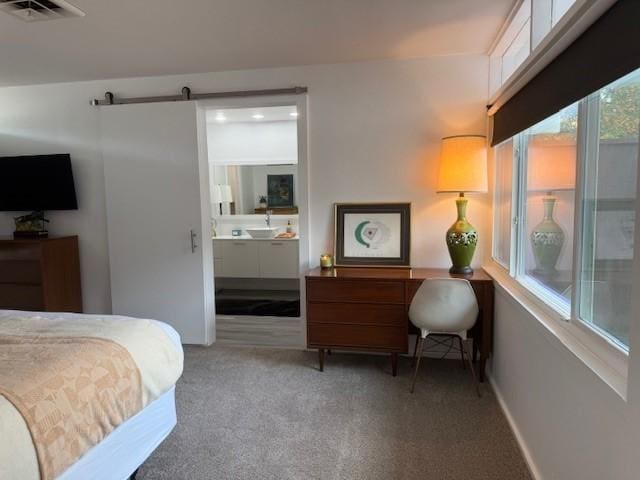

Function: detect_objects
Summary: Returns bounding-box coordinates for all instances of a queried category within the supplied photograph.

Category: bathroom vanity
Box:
[213,236,299,279]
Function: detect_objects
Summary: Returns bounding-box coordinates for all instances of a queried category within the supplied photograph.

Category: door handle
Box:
[190,229,198,253]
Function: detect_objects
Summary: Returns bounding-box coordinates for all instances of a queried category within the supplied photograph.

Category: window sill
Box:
[484,260,628,400]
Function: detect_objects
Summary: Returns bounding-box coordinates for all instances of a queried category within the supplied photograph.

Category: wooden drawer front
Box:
[307,279,405,304]
[0,284,43,310]
[307,302,406,326]
[308,324,407,351]
[0,244,41,261]
[0,261,42,284]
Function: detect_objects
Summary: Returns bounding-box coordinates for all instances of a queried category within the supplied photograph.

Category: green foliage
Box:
[599,83,640,140]
[559,83,640,140]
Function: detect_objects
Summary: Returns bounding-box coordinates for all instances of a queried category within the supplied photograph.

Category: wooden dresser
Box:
[0,236,82,313]
[306,267,493,379]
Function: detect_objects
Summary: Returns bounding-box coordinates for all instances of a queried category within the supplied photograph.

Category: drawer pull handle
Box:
[271,242,283,245]
[233,242,246,246]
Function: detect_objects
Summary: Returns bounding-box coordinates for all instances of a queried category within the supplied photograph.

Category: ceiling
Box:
[0,0,514,87]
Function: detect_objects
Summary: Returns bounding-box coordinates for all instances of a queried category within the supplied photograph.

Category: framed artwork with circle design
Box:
[334,202,411,267]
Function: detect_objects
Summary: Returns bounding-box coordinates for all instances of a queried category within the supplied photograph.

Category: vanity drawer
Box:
[307,279,405,304]
[308,324,407,352]
[307,302,406,326]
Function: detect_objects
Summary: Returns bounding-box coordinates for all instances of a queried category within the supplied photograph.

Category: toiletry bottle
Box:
[286,220,293,234]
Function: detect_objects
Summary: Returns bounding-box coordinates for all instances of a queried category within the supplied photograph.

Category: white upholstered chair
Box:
[408,278,481,396]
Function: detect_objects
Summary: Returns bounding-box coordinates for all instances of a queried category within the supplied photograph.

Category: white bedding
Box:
[59,386,177,480]
[0,310,184,480]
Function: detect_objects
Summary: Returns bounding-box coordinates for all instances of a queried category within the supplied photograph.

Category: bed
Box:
[0,310,184,480]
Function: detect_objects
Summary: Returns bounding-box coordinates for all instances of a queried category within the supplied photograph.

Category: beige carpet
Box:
[138,346,531,480]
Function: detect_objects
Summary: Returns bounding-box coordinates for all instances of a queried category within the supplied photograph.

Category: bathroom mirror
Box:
[206,105,299,217]
[211,164,298,216]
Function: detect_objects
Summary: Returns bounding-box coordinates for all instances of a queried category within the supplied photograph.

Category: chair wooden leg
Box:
[410,336,425,393]
[318,349,325,372]
[456,335,466,369]
[463,339,481,397]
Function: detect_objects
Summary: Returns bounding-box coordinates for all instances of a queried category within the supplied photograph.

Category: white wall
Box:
[0,55,489,313]
[490,285,640,479]
[208,120,297,165]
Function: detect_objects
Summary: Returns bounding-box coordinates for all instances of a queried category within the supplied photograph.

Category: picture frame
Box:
[267,174,294,207]
[334,202,411,267]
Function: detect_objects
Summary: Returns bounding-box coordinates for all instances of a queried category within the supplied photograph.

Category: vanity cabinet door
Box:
[221,241,260,277]
[258,241,299,278]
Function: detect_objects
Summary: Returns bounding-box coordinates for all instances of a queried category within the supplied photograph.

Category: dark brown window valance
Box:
[490,0,640,146]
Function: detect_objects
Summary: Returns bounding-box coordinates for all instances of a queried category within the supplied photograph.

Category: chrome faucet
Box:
[265,209,272,228]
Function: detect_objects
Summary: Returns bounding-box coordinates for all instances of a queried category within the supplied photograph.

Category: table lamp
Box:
[527,138,575,274]
[437,135,487,274]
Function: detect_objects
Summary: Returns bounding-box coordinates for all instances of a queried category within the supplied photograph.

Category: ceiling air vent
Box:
[0,0,84,22]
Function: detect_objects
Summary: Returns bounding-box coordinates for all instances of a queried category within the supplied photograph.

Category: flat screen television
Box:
[0,154,78,212]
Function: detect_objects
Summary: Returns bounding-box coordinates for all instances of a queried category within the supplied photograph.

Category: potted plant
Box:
[258,195,267,208]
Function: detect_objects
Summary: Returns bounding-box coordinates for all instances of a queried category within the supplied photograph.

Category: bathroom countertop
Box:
[212,235,299,241]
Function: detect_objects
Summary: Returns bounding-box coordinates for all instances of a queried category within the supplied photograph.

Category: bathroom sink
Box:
[246,227,279,239]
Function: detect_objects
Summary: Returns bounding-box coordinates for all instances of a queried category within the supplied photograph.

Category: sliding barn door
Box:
[100,102,214,344]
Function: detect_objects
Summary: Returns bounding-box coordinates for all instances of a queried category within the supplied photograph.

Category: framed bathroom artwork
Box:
[267,174,294,207]
[334,202,411,267]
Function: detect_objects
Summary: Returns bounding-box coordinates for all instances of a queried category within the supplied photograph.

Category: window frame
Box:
[491,93,632,359]
[514,126,574,318]
[571,91,632,354]
[491,138,518,273]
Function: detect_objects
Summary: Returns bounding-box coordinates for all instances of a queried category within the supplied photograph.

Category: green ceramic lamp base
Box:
[445,195,478,276]
[449,265,474,275]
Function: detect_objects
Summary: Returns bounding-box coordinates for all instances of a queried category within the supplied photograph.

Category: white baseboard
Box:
[488,372,543,480]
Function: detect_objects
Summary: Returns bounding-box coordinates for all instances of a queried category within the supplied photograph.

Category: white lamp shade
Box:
[212,184,233,203]
[211,184,223,204]
[437,135,488,193]
[220,184,233,203]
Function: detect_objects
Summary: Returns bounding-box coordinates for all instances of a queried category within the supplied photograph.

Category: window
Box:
[577,69,640,348]
[492,67,640,351]
[493,139,514,268]
[523,103,577,307]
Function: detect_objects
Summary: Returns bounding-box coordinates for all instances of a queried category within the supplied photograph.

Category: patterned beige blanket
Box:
[0,335,142,480]
[0,311,183,480]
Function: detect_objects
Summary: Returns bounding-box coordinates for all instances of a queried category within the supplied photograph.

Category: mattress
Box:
[0,310,184,480]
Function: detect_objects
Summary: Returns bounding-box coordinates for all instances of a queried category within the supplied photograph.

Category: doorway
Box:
[201,97,309,348]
